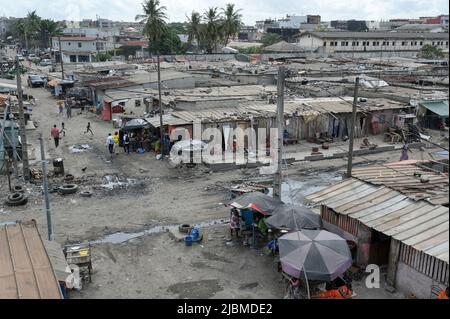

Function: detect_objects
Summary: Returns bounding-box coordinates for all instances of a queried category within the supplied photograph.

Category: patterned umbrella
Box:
[279,230,352,281]
[228,191,284,216]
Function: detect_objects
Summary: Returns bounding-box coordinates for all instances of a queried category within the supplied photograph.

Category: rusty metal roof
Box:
[305,178,449,264]
[350,161,449,205]
[0,221,63,299]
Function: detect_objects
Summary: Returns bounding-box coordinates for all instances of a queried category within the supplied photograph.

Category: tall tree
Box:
[11,19,32,50]
[39,19,61,48]
[186,11,202,46]
[135,0,168,55]
[221,3,242,46]
[203,7,222,54]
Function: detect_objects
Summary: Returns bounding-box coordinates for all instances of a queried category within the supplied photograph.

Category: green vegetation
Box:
[261,33,282,47]
[235,46,263,54]
[185,3,243,53]
[420,44,445,59]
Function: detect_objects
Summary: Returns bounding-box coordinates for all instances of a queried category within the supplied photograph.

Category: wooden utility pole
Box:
[15,56,30,180]
[273,66,285,199]
[346,77,360,178]
[39,133,53,241]
[157,54,164,158]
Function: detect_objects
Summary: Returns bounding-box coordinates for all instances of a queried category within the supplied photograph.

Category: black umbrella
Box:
[279,230,352,281]
[266,204,322,230]
[122,118,150,131]
[228,191,284,216]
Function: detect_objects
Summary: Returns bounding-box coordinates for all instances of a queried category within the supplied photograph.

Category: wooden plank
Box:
[0,225,18,299]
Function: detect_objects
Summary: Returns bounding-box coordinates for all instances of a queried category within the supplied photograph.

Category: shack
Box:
[417,100,449,129]
[305,172,449,299]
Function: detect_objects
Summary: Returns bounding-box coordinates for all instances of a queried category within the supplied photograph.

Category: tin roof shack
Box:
[0,220,63,299]
[305,178,449,299]
[417,100,449,129]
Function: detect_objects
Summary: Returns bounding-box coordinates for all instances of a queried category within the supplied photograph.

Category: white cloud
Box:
[1,0,448,25]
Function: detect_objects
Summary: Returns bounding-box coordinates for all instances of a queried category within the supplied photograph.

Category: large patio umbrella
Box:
[266,204,322,230]
[228,191,284,216]
[279,230,352,281]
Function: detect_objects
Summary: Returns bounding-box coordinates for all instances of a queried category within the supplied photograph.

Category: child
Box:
[230,208,240,239]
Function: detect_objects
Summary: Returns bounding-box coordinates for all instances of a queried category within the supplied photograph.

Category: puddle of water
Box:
[267,174,343,204]
[91,218,228,245]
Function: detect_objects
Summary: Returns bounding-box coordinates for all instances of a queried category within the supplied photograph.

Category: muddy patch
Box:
[201,251,233,264]
[239,282,259,290]
[167,279,223,299]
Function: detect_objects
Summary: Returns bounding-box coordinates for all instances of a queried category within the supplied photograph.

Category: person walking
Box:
[113,131,120,154]
[123,132,130,155]
[61,122,66,137]
[58,101,64,116]
[84,122,93,136]
[106,133,115,159]
[51,125,60,148]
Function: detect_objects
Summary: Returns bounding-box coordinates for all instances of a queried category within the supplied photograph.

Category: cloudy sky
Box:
[1,0,448,24]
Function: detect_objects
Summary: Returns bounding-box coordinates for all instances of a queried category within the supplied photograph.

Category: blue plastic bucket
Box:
[185,235,193,246]
[190,228,199,241]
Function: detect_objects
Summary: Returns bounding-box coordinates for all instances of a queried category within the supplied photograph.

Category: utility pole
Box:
[346,77,360,178]
[15,56,30,180]
[273,66,285,200]
[157,54,164,158]
[58,36,64,79]
[8,97,18,177]
[39,133,53,241]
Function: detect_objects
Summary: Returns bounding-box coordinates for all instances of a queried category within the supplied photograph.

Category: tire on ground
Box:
[5,193,28,206]
[80,190,93,198]
[13,185,25,193]
[59,184,79,195]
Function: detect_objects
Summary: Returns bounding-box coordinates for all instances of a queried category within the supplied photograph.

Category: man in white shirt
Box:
[106,133,115,157]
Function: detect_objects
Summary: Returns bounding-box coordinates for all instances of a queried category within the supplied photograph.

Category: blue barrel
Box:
[190,228,200,241]
[185,235,193,246]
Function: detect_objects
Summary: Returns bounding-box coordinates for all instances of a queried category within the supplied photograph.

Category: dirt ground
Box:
[1,63,448,299]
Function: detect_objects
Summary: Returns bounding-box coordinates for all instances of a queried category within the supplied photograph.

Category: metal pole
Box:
[39,133,53,241]
[8,97,18,176]
[157,54,164,158]
[15,56,30,181]
[273,66,285,199]
[58,36,64,79]
[346,77,360,178]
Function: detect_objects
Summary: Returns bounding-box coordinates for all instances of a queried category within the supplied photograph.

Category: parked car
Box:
[27,54,38,61]
[16,54,25,61]
[27,74,45,87]
[39,59,53,66]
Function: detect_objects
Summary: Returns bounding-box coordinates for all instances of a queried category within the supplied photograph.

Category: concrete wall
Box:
[395,261,446,299]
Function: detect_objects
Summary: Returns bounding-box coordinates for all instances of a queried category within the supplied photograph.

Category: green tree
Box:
[39,19,61,48]
[420,44,444,59]
[221,3,243,46]
[159,27,183,54]
[203,7,222,53]
[236,46,263,54]
[11,19,32,50]
[262,33,282,47]
[136,0,168,55]
[186,11,203,47]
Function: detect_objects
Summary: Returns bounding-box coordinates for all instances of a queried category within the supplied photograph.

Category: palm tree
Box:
[12,19,32,51]
[221,3,242,46]
[203,7,222,54]
[39,19,61,48]
[135,0,167,55]
[186,11,202,46]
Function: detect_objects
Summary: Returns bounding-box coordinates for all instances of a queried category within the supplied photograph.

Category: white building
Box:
[296,31,449,57]
[394,24,446,33]
[278,15,307,29]
[63,27,120,50]
[52,36,106,63]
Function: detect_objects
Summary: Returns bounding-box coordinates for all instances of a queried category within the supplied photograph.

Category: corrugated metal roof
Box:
[0,221,63,299]
[305,178,449,264]
[350,161,449,205]
[420,100,449,117]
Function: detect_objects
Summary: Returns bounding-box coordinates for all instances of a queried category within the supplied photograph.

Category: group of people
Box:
[57,97,74,119]
[106,131,131,157]
[50,122,92,148]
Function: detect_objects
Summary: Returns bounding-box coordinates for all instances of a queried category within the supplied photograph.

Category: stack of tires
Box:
[5,186,28,206]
